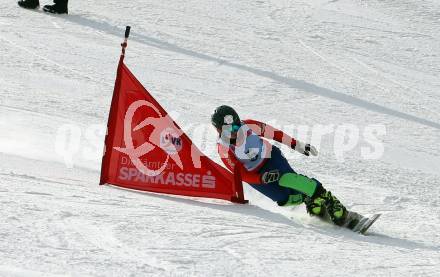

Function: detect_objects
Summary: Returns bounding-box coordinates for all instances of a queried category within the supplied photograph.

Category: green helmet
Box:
[211,105,241,129]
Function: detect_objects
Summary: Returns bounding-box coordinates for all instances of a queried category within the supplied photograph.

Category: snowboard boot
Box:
[43,0,68,14]
[322,191,348,226]
[304,194,327,218]
[305,189,348,225]
[304,184,328,219]
[17,0,40,9]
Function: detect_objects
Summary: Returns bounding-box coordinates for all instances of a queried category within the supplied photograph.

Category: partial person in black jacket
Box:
[18,0,68,14]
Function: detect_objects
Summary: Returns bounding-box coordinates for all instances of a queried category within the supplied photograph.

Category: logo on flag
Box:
[114,99,183,177]
[160,128,183,154]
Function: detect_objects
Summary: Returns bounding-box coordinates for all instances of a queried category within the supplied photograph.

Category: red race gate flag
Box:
[100,27,247,204]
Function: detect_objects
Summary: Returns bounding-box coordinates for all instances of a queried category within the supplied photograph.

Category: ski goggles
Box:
[227,124,241,132]
[219,123,241,138]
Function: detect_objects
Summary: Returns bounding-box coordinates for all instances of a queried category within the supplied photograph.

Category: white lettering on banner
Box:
[118,167,217,189]
[120,156,177,170]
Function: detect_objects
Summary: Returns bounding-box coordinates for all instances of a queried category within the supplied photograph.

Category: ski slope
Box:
[1,0,440,276]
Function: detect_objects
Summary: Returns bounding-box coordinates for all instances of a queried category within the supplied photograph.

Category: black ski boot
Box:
[43,0,68,14]
[17,0,40,9]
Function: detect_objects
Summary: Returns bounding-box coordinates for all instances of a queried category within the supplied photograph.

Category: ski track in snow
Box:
[1,0,440,276]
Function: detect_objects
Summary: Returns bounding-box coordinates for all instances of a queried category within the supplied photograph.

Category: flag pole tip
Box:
[125,26,131,39]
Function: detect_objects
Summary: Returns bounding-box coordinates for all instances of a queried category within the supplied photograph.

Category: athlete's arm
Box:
[243,119,297,148]
[243,119,318,156]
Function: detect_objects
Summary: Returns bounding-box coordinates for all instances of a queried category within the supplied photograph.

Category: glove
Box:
[293,141,318,156]
[261,170,280,184]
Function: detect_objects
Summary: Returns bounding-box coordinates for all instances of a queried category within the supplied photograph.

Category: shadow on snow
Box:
[61,14,440,130]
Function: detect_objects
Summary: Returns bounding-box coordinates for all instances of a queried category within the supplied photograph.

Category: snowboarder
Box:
[211,105,349,226]
[18,0,68,14]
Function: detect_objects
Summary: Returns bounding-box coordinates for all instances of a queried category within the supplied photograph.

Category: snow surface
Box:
[1,0,440,276]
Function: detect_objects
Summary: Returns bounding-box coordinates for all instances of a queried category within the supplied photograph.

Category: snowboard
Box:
[344,212,381,235]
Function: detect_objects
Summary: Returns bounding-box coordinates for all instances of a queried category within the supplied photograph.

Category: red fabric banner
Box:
[100,59,246,203]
